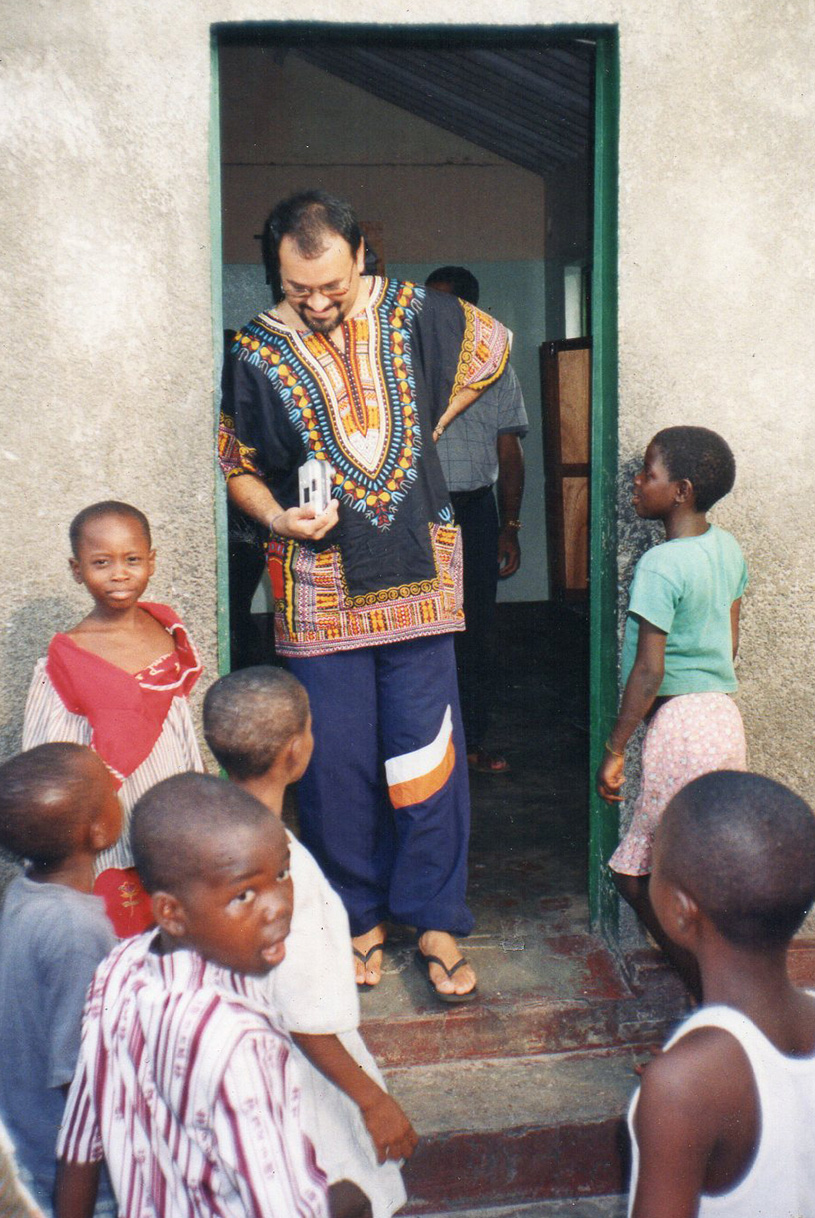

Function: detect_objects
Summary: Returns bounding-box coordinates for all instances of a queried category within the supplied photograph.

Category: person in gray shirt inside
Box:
[426,267,528,774]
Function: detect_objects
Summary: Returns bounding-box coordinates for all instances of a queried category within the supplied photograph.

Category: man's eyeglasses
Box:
[282,273,356,302]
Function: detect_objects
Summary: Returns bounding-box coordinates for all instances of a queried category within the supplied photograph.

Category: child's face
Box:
[168,818,293,975]
[632,443,681,520]
[69,514,155,611]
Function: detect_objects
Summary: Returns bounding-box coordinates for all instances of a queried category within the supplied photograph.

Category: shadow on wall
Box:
[1,597,77,756]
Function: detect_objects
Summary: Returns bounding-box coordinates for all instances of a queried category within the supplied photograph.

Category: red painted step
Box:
[386,1048,637,1213]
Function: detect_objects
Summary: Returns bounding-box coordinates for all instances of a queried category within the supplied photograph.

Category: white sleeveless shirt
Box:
[627,1002,815,1217]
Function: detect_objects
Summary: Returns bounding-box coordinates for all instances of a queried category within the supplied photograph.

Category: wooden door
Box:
[540,338,591,600]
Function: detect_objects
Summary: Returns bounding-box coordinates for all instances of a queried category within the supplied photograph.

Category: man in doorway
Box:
[425,267,527,775]
[219,191,510,1001]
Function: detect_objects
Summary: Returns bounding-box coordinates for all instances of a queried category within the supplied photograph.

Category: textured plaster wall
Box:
[1,2,814,884]
[0,4,221,781]
[612,0,815,821]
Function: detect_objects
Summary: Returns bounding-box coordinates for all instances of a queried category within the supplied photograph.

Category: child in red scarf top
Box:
[23,501,203,936]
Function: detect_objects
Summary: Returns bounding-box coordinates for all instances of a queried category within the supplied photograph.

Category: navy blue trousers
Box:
[287,634,474,938]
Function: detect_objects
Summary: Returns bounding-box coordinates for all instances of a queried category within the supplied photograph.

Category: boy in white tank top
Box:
[627,769,815,1217]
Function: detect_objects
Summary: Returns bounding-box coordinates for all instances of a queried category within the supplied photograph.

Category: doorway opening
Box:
[212,24,619,941]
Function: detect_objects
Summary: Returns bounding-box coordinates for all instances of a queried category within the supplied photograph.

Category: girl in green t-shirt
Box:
[596,426,748,998]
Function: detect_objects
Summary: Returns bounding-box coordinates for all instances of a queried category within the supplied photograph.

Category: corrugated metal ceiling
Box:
[291,42,594,178]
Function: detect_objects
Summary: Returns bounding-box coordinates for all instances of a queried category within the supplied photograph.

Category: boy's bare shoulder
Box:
[639,1024,752,1116]
[631,1027,758,1217]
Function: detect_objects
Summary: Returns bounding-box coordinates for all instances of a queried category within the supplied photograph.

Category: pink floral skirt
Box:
[609,692,746,877]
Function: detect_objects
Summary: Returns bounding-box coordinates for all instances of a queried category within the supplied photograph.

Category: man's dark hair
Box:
[131,772,280,894]
[651,426,736,514]
[425,266,480,306]
[262,190,363,290]
[69,500,151,556]
[203,667,309,781]
[0,744,107,866]
[659,770,815,949]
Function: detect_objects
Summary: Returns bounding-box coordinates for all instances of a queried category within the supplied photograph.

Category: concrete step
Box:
[359,922,685,1069]
[408,1199,626,1218]
[386,1048,636,1213]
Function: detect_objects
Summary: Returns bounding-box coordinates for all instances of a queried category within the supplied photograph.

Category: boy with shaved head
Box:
[204,667,415,1217]
[627,769,815,1217]
[0,744,121,1214]
[54,772,370,1218]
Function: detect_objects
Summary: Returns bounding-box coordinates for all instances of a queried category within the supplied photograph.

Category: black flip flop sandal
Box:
[415,948,478,1004]
[353,942,385,990]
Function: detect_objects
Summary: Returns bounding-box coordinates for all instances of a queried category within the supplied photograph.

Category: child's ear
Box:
[669,886,701,942]
[88,815,117,852]
[148,549,156,576]
[68,556,83,584]
[675,477,694,506]
[152,891,187,939]
[287,730,313,782]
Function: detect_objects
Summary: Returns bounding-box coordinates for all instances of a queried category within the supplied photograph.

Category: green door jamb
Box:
[588,29,620,931]
[210,33,231,676]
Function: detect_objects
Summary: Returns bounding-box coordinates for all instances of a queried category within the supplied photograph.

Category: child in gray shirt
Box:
[0,744,121,1214]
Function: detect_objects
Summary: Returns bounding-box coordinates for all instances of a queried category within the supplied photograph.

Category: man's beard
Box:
[296,301,344,335]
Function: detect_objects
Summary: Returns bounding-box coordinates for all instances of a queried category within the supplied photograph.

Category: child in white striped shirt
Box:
[55,773,371,1218]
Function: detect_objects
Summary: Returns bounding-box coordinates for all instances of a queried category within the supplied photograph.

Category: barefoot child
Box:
[203,667,416,1218]
[23,501,203,935]
[0,744,121,1215]
[627,769,815,1217]
[55,773,371,1218]
[596,427,747,994]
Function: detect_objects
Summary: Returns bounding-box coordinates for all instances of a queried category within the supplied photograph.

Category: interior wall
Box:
[220,49,547,263]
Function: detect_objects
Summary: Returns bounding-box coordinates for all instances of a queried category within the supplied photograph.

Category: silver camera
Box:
[298,458,334,515]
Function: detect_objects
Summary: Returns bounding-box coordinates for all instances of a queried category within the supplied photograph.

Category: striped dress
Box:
[57,934,329,1218]
[22,610,204,875]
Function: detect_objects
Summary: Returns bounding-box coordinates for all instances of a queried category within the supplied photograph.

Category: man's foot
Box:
[416,930,478,1001]
[352,925,387,987]
[467,749,511,775]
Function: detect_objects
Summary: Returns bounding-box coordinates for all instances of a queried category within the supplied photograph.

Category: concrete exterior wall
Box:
[2,2,814,815]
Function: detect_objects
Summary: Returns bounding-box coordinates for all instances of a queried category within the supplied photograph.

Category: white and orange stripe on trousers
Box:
[287,633,474,939]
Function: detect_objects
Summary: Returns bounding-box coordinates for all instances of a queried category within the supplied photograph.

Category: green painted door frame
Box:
[210,23,621,929]
[210,35,231,676]
[588,30,620,932]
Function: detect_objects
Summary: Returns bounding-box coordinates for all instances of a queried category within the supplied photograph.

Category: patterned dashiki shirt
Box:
[219,278,509,656]
[57,933,329,1218]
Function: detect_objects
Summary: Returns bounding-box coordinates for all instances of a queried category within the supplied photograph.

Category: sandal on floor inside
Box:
[467,749,511,775]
